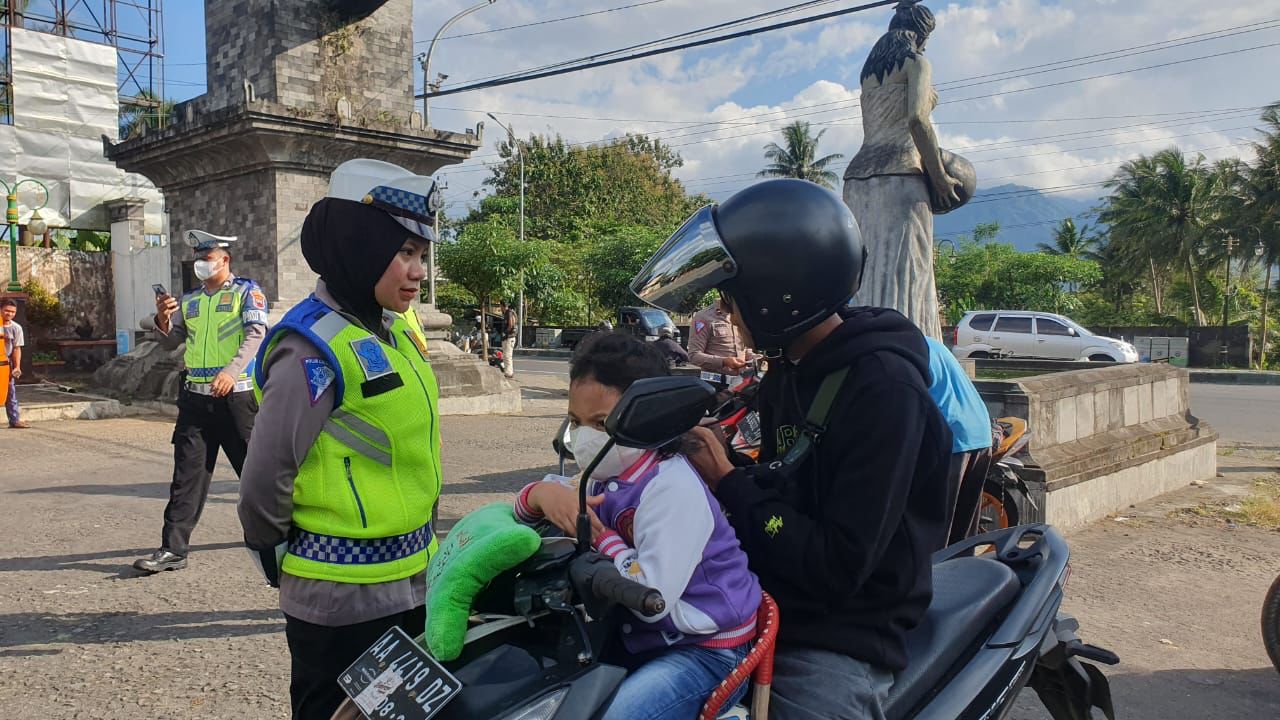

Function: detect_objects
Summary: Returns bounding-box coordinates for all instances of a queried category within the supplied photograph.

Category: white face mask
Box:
[193,259,221,281]
[570,425,646,481]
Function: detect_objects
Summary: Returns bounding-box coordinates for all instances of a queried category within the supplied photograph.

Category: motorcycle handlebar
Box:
[590,564,666,617]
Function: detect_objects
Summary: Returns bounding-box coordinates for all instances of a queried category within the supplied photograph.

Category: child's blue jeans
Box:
[600,643,751,720]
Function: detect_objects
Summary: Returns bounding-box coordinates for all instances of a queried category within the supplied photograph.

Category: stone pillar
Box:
[107,197,168,352]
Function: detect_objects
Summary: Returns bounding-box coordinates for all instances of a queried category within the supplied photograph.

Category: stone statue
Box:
[843,0,975,340]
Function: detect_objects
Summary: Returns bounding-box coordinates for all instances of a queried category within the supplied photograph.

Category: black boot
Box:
[133,549,188,573]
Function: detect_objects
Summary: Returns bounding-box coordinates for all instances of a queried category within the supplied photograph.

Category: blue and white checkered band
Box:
[369,185,436,225]
[288,523,432,565]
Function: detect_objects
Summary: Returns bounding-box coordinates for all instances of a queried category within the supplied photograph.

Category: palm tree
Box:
[758,121,845,189]
[1100,148,1226,324]
[1245,103,1280,366]
[1037,218,1098,258]
[1101,155,1173,316]
[119,89,175,140]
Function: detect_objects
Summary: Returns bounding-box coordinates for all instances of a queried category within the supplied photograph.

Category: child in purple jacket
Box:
[514,332,761,720]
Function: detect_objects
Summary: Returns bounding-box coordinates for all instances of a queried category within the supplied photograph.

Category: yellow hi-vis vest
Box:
[256,295,442,584]
[180,277,265,388]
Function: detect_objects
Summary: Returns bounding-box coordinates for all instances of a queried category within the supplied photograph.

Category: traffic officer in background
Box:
[688,298,753,387]
[134,231,268,573]
[237,158,444,719]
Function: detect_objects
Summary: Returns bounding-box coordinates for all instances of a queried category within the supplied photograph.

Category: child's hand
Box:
[530,483,607,538]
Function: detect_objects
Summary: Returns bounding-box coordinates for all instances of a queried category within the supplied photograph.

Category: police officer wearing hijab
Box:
[237,159,444,719]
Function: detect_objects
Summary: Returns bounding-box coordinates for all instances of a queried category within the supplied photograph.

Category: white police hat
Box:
[185,230,237,253]
[327,159,442,241]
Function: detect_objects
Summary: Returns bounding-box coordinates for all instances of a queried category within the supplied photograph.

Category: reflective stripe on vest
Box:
[260,296,442,585]
[182,286,248,383]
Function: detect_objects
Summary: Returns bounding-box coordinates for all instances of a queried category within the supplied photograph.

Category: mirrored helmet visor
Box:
[629,205,738,314]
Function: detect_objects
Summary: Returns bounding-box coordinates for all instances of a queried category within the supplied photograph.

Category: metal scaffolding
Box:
[1,0,165,124]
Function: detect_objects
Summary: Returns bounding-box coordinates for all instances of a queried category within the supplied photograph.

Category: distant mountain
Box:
[934,184,1101,252]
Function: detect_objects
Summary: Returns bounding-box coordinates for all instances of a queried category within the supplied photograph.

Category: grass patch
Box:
[1177,476,1280,529]
[1218,446,1237,457]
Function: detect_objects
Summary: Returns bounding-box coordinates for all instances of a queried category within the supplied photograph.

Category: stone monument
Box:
[96,0,520,413]
[842,0,975,340]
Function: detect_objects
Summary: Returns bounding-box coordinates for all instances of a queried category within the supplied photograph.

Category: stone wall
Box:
[203,0,416,124]
[165,171,279,297]
[274,170,331,303]
[0,246,114,338]
[976,364,1217,531]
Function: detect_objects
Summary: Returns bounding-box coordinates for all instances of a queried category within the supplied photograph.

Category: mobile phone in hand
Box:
[152,283,168,297]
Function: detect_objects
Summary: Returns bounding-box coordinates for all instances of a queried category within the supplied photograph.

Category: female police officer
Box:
[238,159,443,720]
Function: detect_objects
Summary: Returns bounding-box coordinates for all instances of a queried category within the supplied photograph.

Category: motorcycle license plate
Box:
[738,412,762,445]
[339,626,461,720]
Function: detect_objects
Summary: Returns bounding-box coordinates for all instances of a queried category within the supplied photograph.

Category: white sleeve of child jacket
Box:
[594,460,719,634]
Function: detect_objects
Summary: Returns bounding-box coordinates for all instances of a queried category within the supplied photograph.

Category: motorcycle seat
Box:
[883,557,1021,719]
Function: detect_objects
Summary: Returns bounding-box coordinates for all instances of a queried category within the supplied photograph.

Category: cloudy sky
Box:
[164,0,1280,214]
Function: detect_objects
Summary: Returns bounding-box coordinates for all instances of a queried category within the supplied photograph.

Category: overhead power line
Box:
[417,0,674,43]
[423,0,899,98]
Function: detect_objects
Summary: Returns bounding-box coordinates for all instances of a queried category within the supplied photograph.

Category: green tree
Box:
[480,133,704,245]
[935,241,1100,321]
[1037,218,1098,259]
[581,224,668,314]
[1099,148,1230,324]
[757,121,845,189]
[436,218,542,359]
[1244,103,1280,366]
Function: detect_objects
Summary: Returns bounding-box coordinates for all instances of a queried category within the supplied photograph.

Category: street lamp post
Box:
[486,112,525,349]
[2,179,50,292]
[418,0,497,127]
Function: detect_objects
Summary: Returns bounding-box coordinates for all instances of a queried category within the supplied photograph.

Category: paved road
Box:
[1189,384,1280,446]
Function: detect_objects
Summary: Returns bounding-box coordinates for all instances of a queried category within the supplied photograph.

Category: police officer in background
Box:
[134,231,268,573]
[688,298,752,386]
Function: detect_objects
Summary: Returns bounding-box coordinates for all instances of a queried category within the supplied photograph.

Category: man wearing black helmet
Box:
[632,179,952,718]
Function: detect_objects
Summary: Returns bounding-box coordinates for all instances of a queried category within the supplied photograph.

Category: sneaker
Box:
[133,549,188,573]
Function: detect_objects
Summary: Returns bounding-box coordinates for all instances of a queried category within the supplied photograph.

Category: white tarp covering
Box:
[0,28,165,234]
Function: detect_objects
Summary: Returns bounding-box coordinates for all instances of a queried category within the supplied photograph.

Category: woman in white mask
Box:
[513,332,761,720]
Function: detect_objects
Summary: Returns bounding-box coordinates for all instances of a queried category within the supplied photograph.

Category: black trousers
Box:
[285,609,427,720]
[948,447,993,545]
[161,388,256,555]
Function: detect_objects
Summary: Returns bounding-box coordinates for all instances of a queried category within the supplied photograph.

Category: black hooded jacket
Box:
[714,307,952,671]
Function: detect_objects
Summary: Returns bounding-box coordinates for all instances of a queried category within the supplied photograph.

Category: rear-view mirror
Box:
[605,376,716,449]
[552,418,574,460]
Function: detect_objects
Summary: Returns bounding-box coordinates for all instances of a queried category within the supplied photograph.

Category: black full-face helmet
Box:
[630,179,865,353]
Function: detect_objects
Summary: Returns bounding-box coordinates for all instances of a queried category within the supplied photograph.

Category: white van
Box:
[951,311,1138,363]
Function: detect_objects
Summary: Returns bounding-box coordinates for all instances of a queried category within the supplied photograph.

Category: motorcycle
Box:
[977,417,1038,534]
[332,376,1116,720]
[1264,574,1280,673]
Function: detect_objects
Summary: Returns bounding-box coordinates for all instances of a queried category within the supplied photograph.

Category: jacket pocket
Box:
[344,457,369,529]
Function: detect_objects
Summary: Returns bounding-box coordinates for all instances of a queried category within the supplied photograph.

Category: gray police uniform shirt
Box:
[687,304,746,374]
[237,281,426,627]
[153,274,267,384]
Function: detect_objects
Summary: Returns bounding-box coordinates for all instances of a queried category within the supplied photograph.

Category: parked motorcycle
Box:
[978,417,1037,534]
[331,376,1115,720]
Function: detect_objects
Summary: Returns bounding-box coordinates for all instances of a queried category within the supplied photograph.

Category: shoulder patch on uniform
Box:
[249,288,267,310]
[694,320,707,334]
[301,357,336,406]
[350,336,393,380]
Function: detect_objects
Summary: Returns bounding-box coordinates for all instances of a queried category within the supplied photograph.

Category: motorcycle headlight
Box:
[497,688,570,720]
